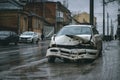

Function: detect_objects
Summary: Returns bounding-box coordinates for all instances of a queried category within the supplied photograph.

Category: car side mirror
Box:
[53,34,56,40]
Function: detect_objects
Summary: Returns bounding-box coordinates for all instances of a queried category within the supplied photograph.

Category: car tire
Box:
[15,42,18,45]
[85,59,95,63]
[63,58,70,63]
[31,39,34,43]
[36,39,39,44]
[48,56,55,63]
[98,43,103,57]
[4,42,9,46]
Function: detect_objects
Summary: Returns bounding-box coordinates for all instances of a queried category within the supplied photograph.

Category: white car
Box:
[46,25,102,63]
[19,31,40,43]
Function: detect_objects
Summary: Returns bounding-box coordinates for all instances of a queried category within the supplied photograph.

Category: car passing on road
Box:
[46,25,103,63]
[0,31,19,45]
[19,31,40,44]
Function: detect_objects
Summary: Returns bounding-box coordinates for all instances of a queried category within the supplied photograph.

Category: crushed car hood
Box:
[53,35,91,46]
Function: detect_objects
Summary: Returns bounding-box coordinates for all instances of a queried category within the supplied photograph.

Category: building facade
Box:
[24,1,71,35]
[73,12,97,26]
[0,0,28,34]
[0,0,71,37]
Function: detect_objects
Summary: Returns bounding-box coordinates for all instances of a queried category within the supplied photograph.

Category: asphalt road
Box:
[0,40,120,80]
[0,40,49,72]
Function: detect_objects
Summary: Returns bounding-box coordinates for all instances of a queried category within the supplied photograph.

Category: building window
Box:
[56,10,63,18]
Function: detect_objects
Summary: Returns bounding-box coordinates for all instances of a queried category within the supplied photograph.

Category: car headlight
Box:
[27,37,32,40]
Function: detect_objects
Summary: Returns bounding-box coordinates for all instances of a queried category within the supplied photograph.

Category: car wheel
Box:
[63,58,70,63]
[98,44,103,57]
[15,42,18,45]
[98,49,102,57]
[36,39,39,44]
[85,59,95,63]
[31,39,34,43]
[48,56,56,63]
[4,42,9,46]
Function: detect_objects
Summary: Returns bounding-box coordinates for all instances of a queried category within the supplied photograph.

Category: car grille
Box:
[60,49,70,54]
[20,38,28,41]
[55,44,96,49]
[21,38,27,39]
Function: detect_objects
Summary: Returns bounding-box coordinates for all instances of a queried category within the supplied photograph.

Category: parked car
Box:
[19,31,40,43]
[0,31,19,45]
[46,25,102,63]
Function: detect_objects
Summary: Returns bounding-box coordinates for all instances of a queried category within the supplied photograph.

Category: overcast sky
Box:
[54,0,102,13]
[53,0,118,34]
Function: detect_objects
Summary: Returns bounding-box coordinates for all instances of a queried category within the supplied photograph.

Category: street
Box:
[0,0,119,80]
[0,40,120,80]
[0,40,49,72]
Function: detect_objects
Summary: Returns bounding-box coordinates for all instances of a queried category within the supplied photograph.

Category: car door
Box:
[92,28,102,52]
[10,32,18,43]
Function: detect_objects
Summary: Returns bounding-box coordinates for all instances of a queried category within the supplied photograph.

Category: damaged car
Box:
[46,25,102,63]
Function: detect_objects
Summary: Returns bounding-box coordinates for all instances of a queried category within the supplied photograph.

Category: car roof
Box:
[23,31,35,33]
[64,24,95,28]
[0,31,15,33]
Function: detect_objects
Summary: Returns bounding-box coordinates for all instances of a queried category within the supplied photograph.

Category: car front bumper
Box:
[19,38,32,43]
[46,47,98,60]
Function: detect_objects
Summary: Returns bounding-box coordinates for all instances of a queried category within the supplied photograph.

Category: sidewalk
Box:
[102,40,120,53]
[39,39,50,43]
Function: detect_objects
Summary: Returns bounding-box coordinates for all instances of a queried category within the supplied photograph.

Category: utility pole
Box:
[103,0,105,38]
[42,0,46,35]
[103,0,115,39]
[110,19,114,38]
[90,0,94,25]
[107,12,109,35]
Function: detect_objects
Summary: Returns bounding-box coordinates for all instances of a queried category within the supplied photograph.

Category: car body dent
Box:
[46,25,102,62]
[51,35,93,46]
[46,47,98,60]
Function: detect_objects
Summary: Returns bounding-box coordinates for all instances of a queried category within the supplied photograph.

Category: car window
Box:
[0,31,10,36]
[22,32,34,35]
[56,26,92,36]
[34,33,37,35]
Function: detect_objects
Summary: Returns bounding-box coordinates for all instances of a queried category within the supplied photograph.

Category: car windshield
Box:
[22,32,34,35]
[56,26,92,36]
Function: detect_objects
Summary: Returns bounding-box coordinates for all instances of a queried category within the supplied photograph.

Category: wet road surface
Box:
[0,40,49,72]
[0,40,120,80]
